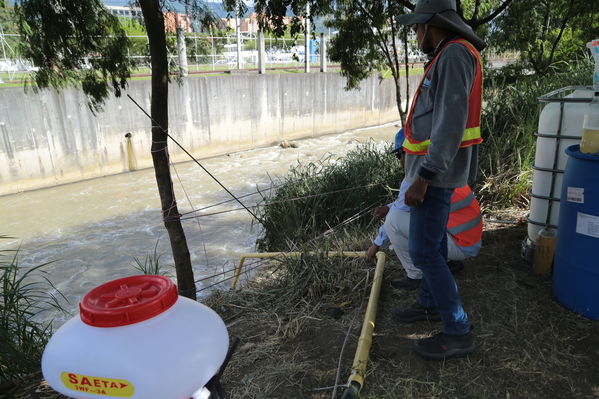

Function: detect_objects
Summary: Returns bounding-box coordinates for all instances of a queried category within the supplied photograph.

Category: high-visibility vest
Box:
[402,39,483,155]
[448,185,482,249]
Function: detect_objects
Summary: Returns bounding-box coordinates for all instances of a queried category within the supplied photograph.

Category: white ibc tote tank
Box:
[524,86,594,259]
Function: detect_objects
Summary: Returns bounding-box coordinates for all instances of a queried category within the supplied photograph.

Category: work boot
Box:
[392,302,441,323]
[413,329,475,360]
[390,277,421,291]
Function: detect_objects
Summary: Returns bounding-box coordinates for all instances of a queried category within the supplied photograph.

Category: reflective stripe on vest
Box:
[450,191,475,212]
[448,215,482,236]
[402,39,483,155]
[447,185,482,248]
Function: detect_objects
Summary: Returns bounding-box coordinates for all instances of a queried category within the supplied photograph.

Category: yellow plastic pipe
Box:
[230,249,386,398]
[230,251,367,290]
[342,251,386,398]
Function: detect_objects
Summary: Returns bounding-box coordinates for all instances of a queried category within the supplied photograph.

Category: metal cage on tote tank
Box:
[522,86,594,263]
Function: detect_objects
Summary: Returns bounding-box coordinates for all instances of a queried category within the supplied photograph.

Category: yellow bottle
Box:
[580,92,599,155]
[533,227,557,276]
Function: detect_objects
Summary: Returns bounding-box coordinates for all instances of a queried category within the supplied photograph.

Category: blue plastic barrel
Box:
[553,145,599,320]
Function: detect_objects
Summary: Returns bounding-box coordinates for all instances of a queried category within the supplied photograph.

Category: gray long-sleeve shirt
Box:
[404,38,480,189]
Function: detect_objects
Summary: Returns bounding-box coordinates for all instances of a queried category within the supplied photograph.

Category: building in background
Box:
[105,5,193,33]
[164,11,193,33]
[105,5,143,19]
[220,13,299,34]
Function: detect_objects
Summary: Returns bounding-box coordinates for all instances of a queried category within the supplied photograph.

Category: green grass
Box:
[379,66,424,79]
[131,240,171,276]
[0,239,66,385]
[0,63,343,88]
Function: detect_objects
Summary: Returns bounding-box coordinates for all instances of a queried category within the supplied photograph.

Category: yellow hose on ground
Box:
[230,250,386,399]
[342,251,386,399]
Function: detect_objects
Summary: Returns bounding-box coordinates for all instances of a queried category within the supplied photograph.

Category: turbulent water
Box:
[0,124,399,327]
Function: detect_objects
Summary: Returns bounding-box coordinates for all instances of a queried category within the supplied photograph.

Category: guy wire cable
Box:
[197,200,381,293]
[127,94,259,221]
[177,166,353,218]
[197,258,270,293]
[176,181,393,222]
[171,159,210,271]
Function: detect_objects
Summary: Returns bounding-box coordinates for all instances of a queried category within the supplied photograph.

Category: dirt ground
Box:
[4,211,599,399]
[213,214,599,399]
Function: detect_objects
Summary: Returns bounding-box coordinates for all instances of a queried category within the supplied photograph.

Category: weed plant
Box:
[0,241,65,385]
[256,140,403,251]
[131,240,171,276]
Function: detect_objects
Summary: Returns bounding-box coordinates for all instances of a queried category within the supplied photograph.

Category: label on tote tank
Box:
[576,212,599,239]
[567,187,584,203]
[61,372,134,397]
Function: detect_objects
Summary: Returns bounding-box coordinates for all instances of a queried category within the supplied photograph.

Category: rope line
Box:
[197,258,270,293]
[171,160,210,270]
[172,182,391,222]
[127,94,259,221]
[193,258,271,284]
[178,184,279,217]
[194,200,378,292]
[126,96,392,294]
[178,169,335,218]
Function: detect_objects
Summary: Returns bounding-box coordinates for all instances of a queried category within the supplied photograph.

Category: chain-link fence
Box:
[127,32,330,72]
[0,32,333,83]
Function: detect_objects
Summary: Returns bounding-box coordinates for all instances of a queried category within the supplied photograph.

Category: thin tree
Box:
[490,0,597,75]
[15,0,215,300]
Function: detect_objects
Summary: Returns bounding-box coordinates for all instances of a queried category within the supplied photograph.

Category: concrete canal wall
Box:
[0,72,419,195]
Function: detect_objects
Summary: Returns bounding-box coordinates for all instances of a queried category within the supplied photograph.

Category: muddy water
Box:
[0,124,399,326]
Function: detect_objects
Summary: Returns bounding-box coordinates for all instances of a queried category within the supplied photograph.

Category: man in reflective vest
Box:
[394,0,485,360]
[367,130,482,290]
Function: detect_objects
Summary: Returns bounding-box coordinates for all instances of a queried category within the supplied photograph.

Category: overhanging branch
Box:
[474,0,513,27]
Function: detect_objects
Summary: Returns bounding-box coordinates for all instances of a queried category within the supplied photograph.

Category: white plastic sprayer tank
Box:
[525,86,594,256]
[41,275,229,399]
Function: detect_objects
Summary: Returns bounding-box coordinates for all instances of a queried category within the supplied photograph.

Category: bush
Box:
[256,140,403,251]
[476,57,594,209]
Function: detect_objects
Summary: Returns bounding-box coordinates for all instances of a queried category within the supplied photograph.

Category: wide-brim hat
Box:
[397,0,485,51]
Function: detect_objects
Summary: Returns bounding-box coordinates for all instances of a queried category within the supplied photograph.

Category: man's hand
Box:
[405,177,429,207]
[367,243,380,261]
[372,205,390,221]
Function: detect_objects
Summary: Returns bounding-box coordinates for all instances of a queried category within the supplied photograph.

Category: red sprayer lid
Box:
[79,275,178,327]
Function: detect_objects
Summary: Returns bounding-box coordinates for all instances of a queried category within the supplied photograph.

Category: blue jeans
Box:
[409,185,471,335]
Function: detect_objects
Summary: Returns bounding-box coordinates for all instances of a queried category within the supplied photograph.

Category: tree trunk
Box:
[395,76,406,126]
[176,16,188,78]
[139,0,197,300]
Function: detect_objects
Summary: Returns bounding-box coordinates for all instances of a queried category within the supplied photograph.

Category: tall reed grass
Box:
[256,141,403,251]
[0,241,65,385]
